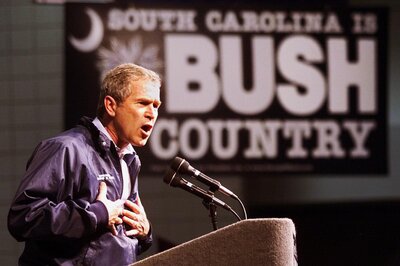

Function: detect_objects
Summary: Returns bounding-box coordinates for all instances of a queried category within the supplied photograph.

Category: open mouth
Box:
[141,124,153,134]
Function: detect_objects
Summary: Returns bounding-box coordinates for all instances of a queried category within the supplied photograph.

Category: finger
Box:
[136,197,147,216]
[122,215,137,227]
[122,209,138,221]
[110,224,118,236]
[136,196,142,206]
[122,215,133,225]
[96,182,107,201]
[125,229,140,237]
[114,217,123,225]
[124,200,141,214]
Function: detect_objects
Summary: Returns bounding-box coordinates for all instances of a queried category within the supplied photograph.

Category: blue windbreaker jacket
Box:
[8,117,152,265]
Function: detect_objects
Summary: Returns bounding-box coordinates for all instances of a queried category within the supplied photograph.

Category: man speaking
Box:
[8,63,161,265]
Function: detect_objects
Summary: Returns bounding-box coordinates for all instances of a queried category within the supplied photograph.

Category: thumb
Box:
[136,196,144,209]
[136,196,146,215]
[97,182,107,201]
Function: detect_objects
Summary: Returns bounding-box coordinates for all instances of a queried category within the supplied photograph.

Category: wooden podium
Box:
[133,218,297,266]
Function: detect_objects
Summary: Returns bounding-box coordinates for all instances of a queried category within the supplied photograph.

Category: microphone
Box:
[170,157,238,199]
[163,168,232,212]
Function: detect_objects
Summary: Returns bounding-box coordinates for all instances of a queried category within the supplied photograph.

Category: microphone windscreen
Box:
[171,157,191,174]
[163,168,178,186]
[171,157,184,171]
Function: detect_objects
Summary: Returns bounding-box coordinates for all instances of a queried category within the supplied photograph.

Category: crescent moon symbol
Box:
[69,8,104,52]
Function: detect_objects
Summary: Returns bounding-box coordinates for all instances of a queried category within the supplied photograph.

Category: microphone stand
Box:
[206,186,220,231]
[201,186,243,231]
[202,199,218,231]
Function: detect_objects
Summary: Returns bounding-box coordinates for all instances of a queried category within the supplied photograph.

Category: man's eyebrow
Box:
[136,97,161,104]
[136,97,152,101]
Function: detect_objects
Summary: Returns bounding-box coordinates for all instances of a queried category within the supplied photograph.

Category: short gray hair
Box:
[97,63,161,117]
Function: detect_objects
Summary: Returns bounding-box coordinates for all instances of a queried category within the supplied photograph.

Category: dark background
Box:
[251,202,400,265]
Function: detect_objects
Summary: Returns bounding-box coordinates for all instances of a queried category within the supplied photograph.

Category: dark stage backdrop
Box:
[65,2,388,176]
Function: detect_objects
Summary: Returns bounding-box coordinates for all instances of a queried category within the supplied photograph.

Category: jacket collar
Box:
[78,117,137,162]
[78,116,113,155]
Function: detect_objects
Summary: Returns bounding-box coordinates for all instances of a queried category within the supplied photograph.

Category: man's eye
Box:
[154,102,162,109]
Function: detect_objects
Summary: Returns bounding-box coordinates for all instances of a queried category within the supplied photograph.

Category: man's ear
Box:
[104,95,117,117]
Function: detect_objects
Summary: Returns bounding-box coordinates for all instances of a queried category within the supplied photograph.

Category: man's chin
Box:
[132,138,148,147]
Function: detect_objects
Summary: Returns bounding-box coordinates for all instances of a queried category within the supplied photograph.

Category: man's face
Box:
[112,80,161,148]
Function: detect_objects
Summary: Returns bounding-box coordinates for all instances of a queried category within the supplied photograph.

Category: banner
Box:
[65,3,388,175]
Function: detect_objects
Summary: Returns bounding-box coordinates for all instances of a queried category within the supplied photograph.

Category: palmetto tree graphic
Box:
[97,36,163,81]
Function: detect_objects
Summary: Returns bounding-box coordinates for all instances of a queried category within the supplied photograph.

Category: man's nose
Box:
[145,105,157,119]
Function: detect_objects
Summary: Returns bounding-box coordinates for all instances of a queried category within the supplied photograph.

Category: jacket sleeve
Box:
[137,223,153,254]
[7,139,109,242]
